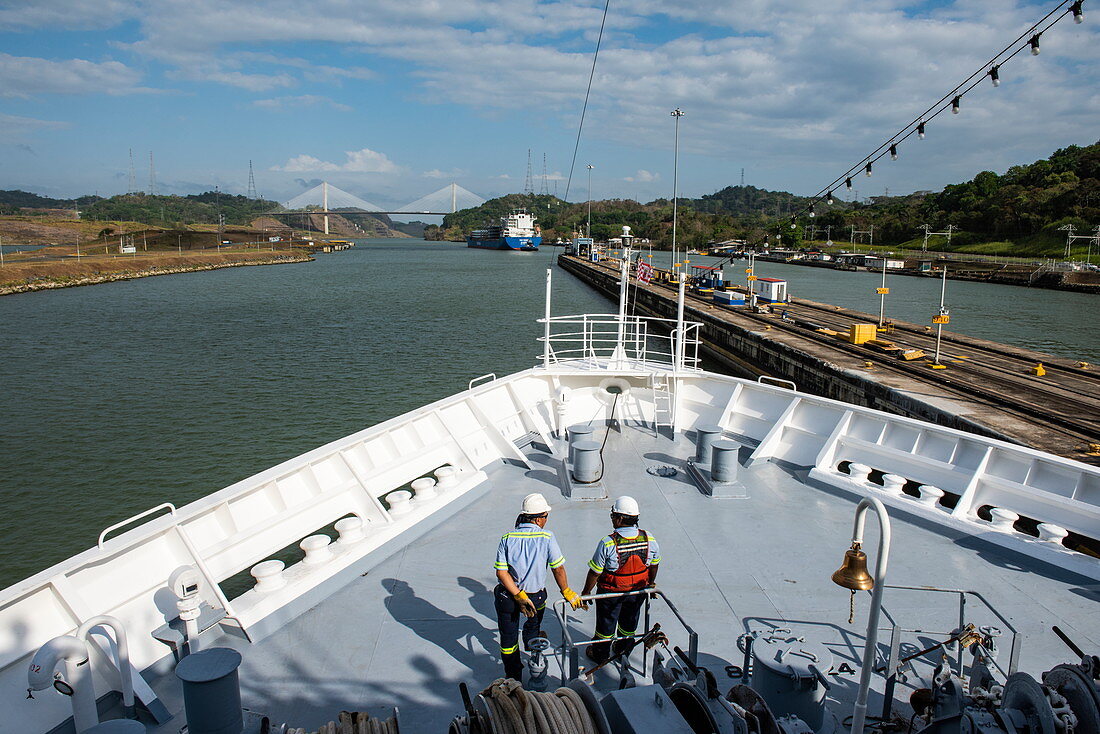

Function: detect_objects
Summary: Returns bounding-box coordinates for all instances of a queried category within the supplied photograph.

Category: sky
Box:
[1,0,1098,213]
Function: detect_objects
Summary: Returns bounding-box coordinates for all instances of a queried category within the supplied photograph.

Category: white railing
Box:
[537,313,702,371]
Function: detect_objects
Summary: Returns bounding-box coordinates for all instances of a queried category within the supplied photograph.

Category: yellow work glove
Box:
[514,590,536,618]
[563,588,587,611]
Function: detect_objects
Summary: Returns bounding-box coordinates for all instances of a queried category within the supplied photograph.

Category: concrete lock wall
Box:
[558,256,1012,443]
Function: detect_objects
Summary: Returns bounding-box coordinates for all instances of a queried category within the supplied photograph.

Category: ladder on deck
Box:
[650,374,676,435]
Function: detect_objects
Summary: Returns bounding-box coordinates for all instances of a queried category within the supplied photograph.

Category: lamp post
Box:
[932,264,950,367]
[586,164,594,239]
[670,108,684,270]
[832,496,892,734]
[877,254,888,328]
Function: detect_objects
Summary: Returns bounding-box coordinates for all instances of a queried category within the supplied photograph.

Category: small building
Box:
[752,277,788,304]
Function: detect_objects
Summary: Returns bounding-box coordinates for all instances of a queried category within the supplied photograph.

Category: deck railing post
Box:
[543,268,552,368]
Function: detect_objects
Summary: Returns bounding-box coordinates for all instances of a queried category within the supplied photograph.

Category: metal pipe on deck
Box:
[847,497,892,734]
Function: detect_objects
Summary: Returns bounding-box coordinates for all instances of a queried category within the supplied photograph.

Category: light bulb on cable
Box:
[827,190,835,205]
[865,161,873,177]
[989,65,1000,87]
[1030,33,1041,55]
[789,220,796,230]
[1071,0,1084,23]
[889,144,898,161]
[917,120,926,139]
[809,204,816,218]
[845,177,853,191]
[952,95,961,114]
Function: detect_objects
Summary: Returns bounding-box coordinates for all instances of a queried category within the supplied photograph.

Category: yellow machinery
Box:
[849,323,877,345]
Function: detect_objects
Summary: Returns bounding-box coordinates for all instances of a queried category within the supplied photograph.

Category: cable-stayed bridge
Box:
[271,181,486,234]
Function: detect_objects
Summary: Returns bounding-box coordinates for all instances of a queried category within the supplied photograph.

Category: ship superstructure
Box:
[2,240,1098,734]
[467,209,542,251]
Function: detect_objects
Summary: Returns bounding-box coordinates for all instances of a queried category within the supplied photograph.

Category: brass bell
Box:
[832,542,874,591]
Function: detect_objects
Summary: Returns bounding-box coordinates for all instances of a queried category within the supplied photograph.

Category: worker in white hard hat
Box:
[580,495,661,664]
[494,492,585,681]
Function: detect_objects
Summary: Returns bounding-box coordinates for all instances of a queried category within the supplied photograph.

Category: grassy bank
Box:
[0,247,313,296]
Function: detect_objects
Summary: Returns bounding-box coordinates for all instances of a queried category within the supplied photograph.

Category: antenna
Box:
[740,168,745,186]
[524,149,533,195]
[148,152,157,195]
[247,160,258,200]
[128,149,136,194]
[540,153,548,196]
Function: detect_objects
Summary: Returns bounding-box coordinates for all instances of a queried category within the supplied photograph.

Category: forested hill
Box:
[0,190,100,213]
[433,140,1100,257]
[813,141,1100,251]
[79,192,281,226]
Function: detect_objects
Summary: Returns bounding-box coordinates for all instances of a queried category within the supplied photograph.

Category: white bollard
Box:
[251,560,286,592]
[300,535,333,565]
[847,463,872,484]
[917,485,945,508]
[880,474,906,495]
[434,466,458,490]
[335,516,365,544]
[387,490,414,516]
[989,508,1020,533]
[411,477,438,502]
[1037,523,1069,545]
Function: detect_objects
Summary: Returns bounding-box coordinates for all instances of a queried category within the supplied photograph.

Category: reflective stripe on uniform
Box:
[549,556,565,569]
[616,624,636,636]
[588,559,604,573]
[501,644,519,654]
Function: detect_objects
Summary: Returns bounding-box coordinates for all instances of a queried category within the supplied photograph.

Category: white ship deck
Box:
[129,421,1099,733]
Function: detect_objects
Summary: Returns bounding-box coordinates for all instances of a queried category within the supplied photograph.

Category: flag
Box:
[636,260,653,284]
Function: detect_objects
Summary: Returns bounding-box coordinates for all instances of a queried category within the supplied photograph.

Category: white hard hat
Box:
[522,493,552,515]
[612,496,640,516]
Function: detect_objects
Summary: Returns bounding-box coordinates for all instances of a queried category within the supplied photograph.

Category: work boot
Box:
[586,644,609,665]
[502,651,523,682]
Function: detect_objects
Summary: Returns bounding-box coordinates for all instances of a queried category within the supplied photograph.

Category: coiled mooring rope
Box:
[481,678,598,734]
[282,709,398,734]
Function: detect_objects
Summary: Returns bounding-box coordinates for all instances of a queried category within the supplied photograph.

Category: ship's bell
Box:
[832,542,874,591]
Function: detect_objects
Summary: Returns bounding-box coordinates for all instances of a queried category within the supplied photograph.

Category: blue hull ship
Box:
[467,234,542,251]
[467,208,541,251]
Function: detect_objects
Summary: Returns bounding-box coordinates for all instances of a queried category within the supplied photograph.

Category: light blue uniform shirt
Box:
[495,522,566,593]
[588,525,661,574]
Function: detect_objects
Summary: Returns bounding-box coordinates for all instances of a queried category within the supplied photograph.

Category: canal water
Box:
[0,240,1096,590]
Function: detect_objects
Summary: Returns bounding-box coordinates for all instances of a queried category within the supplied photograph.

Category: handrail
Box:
[467,373,497,390]
[758,375,797,390]
[98,503,177,548]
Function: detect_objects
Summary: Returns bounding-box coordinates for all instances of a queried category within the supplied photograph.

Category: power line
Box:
[563,0,612,201]
[787,0,1086,227]
[148,151,157,195]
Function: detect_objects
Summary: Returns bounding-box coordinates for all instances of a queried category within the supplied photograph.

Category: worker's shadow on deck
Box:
[382,578,500,678]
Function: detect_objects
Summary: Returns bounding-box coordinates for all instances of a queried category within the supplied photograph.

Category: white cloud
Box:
[0,113,69,141]
[272,148,399,173]
[422,168,466,179]
[0,53,149,97]
[624,169,659,183]
[252,94,351,111]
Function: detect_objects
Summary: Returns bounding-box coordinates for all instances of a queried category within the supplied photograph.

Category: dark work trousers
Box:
[494,584,548,680]
[591,589,645,662]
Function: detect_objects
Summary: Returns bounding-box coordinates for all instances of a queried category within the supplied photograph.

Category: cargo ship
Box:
[467,208,541,251]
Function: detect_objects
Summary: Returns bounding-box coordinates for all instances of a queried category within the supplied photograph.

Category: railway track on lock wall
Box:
[572,257,1100,457]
